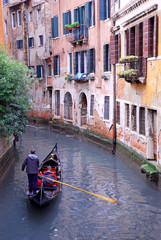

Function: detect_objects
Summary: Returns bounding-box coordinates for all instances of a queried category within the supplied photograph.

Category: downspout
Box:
[24,1,29,66]
[111,24,117,155]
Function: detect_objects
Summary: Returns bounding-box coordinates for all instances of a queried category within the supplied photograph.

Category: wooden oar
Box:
[40,175,118,203]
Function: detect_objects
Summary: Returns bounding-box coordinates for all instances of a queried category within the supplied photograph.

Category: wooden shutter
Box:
[118,33,121,63]
[110,35,116,64]
[154,15,158,57]
[51,18,54,38]
[37,65,41,78]
[80,51,84,73]
[63,12,67,35]
[99,0,106,20]
[73,52,78,75]
[104,45,107,72]
[107,0,110,18]
[143,18,149,58]
[53,16,58,38]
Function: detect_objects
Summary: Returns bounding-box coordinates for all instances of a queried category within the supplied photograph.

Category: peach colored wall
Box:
[0,0,4,47]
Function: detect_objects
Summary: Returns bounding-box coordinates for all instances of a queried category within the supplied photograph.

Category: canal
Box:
[0,126,161,240]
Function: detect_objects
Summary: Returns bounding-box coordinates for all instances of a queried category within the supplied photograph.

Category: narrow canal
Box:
[1,127,161,240]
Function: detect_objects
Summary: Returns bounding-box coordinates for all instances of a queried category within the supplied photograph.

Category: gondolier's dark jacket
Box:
[22,154,39,174]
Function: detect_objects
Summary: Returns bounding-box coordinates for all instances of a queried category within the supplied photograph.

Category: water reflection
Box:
[0,127,161,239]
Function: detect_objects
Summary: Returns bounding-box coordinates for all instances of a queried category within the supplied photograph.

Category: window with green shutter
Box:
[104,44,111,72]
[53,55,60,75]
[99,0,110,20]
[63,11,71,35]
[51,16,59,38]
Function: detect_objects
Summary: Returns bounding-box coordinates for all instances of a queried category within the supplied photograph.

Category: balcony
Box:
[65,24,88,47]
[118,56,147,83]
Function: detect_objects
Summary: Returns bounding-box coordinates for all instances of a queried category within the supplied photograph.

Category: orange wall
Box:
[0,0,4,47]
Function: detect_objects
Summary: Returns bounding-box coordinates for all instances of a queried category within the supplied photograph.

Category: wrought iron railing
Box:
[66,24,88,44]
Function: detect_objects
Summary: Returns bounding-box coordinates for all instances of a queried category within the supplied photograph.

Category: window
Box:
[64,92,73,120]
[90,95,94,116]
[131,105,137,132]
[39,35,43,46]
[12,12,16,28]
[74,49,94,74]
[85,1,95,28]
[68,53,72,74]
[4,20,8,35]
[53,55,60,76]
[17,40,23,49]
[116,101,120,124]
[110,33,120,64]
[37,9,41,22]
[17,10,22,26]
[149,16,155,57]
[87,48,95,73]
[51,16,59,38]
[125,103,129,128]
[104,96,110,120]
[3,0,8,5]
[48,65,52,77]
[63,11,71,35]
[28,37,34,47]
[99,0,110,20]
[139,107,145,135]
[29,12,32,22]
[55,90,60,116]
[36,65,44,78]
[104,44,111,72]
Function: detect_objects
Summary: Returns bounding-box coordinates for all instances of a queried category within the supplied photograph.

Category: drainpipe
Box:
[112,63,116,154]
[24,1,29,66]
[111,25,117,155]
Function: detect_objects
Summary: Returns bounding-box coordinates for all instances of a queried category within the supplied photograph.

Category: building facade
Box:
[111,0,161,166]
[2,0,161,166]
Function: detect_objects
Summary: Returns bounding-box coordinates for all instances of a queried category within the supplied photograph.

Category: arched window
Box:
[64,92,73,120]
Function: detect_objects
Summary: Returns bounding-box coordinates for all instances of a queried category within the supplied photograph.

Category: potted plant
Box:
[64,21,80,31]
[119,55,139,64]
[117,69,138,79]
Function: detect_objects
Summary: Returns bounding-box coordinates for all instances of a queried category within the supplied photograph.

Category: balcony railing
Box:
[118,56,147,83]
[65,24,88,46]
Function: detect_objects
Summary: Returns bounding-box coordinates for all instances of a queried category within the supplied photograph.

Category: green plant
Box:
[119,55,139,63]
[65,74,73,80]
[117,69,138,78]
[64,21,79,30]
[0,46,34,136]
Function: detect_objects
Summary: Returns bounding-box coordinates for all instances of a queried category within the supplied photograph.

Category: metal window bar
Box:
[131,105,137,131]
[139,107,145,135]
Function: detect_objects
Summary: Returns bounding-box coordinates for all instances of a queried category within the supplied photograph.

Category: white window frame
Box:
[37,9,41,22]
[4,20,8,35]
[17,10,22,27]
[12,12,16,28]
[39,35,43,46]
[29,11,32,22]
[67,53,72,74]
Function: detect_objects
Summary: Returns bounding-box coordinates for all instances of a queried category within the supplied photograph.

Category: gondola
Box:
[27,143,62,207]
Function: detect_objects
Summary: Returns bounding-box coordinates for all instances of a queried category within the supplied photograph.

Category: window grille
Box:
[55,90,60,116]
[139,107,145,135]
[131,105,137,132]
[90,95,94,116]
[104,96,110,120]
[125,103,129,128]
[116,101,120,124]
[64,92,73,120]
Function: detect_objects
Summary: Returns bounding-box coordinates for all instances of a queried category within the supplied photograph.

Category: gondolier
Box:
[22,149,40,195]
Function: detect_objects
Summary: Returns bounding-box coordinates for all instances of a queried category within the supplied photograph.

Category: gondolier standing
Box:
[22,149,39,195]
